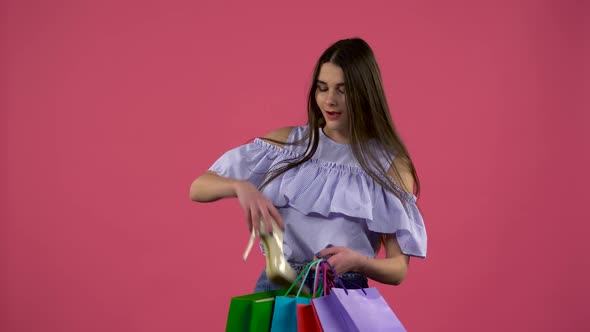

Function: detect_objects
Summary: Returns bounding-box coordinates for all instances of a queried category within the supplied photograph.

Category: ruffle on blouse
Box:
[209,138,427,258]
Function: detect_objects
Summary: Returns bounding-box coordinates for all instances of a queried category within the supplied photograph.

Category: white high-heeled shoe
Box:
[243,218,299,289]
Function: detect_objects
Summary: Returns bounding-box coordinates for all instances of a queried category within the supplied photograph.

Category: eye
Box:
[337,87,345,94]
[317,86,328,92]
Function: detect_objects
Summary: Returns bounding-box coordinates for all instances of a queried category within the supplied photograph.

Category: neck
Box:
[322,127,350,144]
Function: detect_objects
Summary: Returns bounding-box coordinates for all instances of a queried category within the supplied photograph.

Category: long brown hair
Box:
[260,38,420,204]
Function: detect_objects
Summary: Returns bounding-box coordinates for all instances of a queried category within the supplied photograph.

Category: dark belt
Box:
[290,262,369,290]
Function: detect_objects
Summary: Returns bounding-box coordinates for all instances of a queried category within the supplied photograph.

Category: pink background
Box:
[1,0,588,331]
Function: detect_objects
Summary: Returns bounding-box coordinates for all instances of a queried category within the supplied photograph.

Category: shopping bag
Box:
[225,289,285,332]
[296,302,322,332]
[312,261,406,332]
[311,290,349,331]
[313,288,406,332]
[271,294,311,332]
[296,260,327,332]
[270,260,323,332]
[309,261,348,331]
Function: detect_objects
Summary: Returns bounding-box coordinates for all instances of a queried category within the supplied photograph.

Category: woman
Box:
[190,38,427,292]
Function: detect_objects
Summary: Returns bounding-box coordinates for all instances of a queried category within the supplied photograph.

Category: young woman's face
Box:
[315,62,349,135]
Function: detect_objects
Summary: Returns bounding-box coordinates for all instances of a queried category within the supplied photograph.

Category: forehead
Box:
[317,62,344,83]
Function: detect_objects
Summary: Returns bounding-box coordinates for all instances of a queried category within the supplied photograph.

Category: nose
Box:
[325,90,337,106]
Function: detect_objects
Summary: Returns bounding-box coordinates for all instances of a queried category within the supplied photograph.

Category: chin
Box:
[324,121,346,131]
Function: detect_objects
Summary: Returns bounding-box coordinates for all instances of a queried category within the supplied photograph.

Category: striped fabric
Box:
[209,126,427,262]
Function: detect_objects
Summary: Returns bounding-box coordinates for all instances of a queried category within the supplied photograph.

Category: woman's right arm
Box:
[190,127,292,231]
[189,171,241,202]
[190,171,284,232]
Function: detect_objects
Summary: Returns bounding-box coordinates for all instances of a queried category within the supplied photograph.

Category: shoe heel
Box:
[242,218,306,292]
[242,228,256,261]
[260,218,298,289]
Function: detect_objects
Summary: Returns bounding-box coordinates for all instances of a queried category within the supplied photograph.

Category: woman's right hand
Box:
[233,180,284,235]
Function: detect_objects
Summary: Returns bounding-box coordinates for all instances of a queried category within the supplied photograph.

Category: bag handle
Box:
[283,261,312,296]
[297,260,323,297]
[322,261,329,296]
[312,260,320,296]
[284,259,323,297]
[321,260,367,295]
[311,259,324,298]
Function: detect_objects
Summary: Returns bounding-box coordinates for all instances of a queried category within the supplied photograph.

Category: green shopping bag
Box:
[225,289,286,332]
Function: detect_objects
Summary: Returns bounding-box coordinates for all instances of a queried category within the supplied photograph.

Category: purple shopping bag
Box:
[310,261,352,331]
[311,291,350,331]
[313,288,406,331]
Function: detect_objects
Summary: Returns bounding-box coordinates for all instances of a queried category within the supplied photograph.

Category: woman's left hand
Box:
[316,246,369,276]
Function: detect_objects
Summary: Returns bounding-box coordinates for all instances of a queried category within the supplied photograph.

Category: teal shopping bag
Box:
[270,260,323,332]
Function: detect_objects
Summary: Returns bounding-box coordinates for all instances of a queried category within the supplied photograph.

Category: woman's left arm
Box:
[316,235,409,285]
[363,234,409,285]
[317,155,415,285]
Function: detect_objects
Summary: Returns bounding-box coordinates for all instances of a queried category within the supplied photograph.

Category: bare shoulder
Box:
[261,126,295,148]
[387,156,415,193]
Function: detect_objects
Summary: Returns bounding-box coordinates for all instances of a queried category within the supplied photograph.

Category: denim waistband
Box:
[290,262,369,290]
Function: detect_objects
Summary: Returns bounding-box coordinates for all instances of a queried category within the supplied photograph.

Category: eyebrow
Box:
[316,80,345,87]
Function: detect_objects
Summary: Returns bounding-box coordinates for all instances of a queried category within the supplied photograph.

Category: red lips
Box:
[325,111,342,120]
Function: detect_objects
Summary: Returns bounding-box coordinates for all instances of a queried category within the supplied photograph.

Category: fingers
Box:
[317,247,354,276]
[248,202,263,235]
[322,257,337,278]
[259,204,273,235]
[244,204,254,232]
[239,189,282,236]
[247,205,278,236]
[311,255,319,270]
[317,246,342,258]
[257,198,283,235]
[268,206,285,230]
